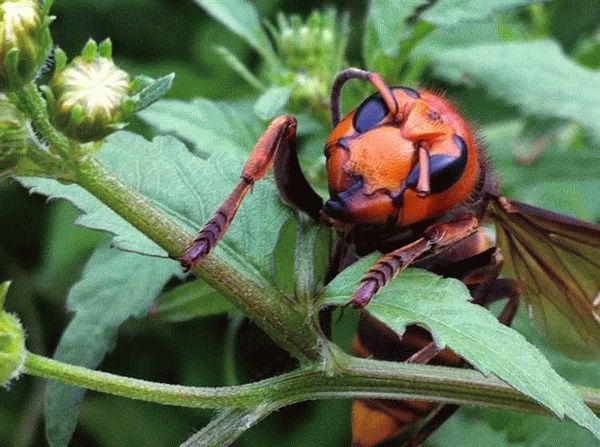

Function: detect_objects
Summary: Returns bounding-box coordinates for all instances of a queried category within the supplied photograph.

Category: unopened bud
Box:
[49,39,131,142]
[0,0,52,90]
[268,9,349,116]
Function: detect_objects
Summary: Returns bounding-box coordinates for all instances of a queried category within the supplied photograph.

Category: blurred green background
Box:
[1,1,600,446]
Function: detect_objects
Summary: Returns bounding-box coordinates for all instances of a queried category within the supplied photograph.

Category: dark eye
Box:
[406,134,468,194]
[353,94,388,133]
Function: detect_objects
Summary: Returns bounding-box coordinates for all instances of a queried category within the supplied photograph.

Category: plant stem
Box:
[181,407,275,447]
[23,352,600,416]
[16,83,74,160]
[71,155,320,362]
[15,81,321,362]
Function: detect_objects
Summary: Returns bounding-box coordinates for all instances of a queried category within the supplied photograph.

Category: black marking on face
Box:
[325,178,365,221]
[394,86,420,99]
[406,134,468,194]
[353,93,388,133]
[390,187,406,208]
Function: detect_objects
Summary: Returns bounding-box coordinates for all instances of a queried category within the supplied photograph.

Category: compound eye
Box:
[353,94,388,133]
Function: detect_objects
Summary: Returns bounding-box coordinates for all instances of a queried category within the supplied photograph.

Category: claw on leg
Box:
[179,180,250,270]
[352,280,379,309]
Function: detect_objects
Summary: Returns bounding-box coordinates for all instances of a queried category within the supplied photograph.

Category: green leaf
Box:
[421,0,543,27]
[132,73,175,112]
[320,261,600,439]
[272,215,297,298]
[20,131,293,292]
[432,310,600,446]
[482,120,600,219]
[482,309,600,444]
[368,0,424,56]
[253,87,291,121]
[193,0,276,63]
[272,213,334,302]
[39,201,104,286]
[215,46,266,91]
[138,99,263,157]
[431,40,600,140]
[431,407,600,447]
[45,246,178,447]
[153,279,235,322]
[20,176,163,258]
[431,409,512,446]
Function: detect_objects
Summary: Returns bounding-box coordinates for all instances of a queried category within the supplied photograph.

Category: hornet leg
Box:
[352,216,479,308]
[180,115,322,270]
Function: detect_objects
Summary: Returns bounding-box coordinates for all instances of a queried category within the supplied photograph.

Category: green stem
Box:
[71,155,320,362]
[73,156,190,256]
[16,83,74,160]
[23,144,71,180]
[15,81,320,362]
[181,407,275,447]
[23,352,600,416]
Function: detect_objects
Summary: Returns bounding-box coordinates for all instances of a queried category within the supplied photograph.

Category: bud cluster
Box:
[0,0,52,90]
[267,9,349,116]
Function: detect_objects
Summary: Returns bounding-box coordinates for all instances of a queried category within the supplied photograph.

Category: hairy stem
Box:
[72,156,320,362]
[15,81,320,363]
[16,83,74,160]
[24,352,600,416]
[181,407,275,447]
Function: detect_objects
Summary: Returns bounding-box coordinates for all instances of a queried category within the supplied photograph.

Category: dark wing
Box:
[488,196,600,360]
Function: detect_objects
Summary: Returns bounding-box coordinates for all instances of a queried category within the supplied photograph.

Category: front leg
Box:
[180,115,322,270]
[352,216,479,308]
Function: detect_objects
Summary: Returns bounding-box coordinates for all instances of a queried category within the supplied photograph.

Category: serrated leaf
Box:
[432,40,600,140]
[45,246,178,447]
[20,131,292,292]
[432,307,600,446]
[132,73,175,112]
[320,260,600,439]
[368,0,425,57]
[138,99,263,157]
[153,279,235,322]
[421,0,543,27]
[193,0,276,63]
[253,87,291,121]
[39,202,104,285]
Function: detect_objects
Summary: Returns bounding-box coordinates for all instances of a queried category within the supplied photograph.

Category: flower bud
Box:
[0,0,52,90]
[0,282,26,387]
[268,9,349,116]
[49,39,132,142]
[0,94,28,173]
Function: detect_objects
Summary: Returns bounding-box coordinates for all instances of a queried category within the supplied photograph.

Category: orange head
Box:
[322,69,480,228]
